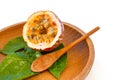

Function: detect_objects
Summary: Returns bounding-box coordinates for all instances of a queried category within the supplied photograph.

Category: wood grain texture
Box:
[0,22,94,80]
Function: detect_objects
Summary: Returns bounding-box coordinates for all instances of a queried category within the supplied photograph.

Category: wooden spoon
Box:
[31,26,100,72]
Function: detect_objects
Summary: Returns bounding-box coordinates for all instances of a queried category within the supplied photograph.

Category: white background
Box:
[0,0,120,80]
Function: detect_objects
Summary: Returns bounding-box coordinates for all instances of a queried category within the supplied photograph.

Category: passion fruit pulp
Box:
[23,10,64,51]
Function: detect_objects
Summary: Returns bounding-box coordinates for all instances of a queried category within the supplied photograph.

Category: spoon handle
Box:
[59,26,100,56]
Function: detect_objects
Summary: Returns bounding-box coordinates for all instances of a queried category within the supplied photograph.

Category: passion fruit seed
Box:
[30,27,36,32]
[26,14,57,45]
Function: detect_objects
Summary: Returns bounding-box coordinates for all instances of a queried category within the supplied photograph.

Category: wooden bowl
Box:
[0,22,94,80]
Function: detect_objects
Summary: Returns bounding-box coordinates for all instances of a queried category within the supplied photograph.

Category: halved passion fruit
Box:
[23,10,64,51]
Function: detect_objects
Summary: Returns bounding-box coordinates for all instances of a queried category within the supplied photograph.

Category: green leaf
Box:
[49,54,67,79]
[0,36,67,80]
[0,36,42,80]
[0,37,26,55]
[0,51,41,80]
[48,44,67,79]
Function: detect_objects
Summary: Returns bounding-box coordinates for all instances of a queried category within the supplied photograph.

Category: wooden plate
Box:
[0,22,94,80]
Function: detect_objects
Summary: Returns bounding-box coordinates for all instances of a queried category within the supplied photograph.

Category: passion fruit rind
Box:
[23,10,64,51]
